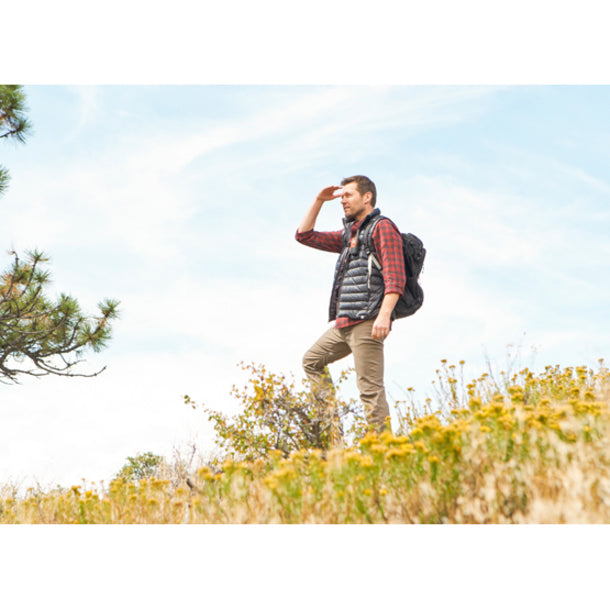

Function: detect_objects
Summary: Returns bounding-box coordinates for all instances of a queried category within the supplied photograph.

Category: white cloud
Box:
[0,350,232,488]
[394,175,545,267]
[67,85,102,139]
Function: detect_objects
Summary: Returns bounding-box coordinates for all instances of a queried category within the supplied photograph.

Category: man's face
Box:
[341,182,370,222]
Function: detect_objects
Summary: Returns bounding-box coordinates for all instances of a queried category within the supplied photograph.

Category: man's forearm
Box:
[298,185,342,233]
[297,197,325,233]
[378,293,400,320]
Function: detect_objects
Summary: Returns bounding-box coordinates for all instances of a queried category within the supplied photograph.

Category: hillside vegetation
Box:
[2,361,609,524]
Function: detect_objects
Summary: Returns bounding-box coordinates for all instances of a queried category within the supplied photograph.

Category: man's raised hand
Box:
[316,185,343,203]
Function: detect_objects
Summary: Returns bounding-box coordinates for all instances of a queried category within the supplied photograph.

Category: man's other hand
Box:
[372,313,391,340]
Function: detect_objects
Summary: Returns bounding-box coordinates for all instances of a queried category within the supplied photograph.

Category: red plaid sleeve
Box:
[372,219,406,296]
[295,228,343,253]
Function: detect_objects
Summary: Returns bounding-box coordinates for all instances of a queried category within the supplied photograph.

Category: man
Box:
[295,175,406,434]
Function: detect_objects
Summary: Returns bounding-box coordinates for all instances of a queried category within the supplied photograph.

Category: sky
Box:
[1,84,609,489]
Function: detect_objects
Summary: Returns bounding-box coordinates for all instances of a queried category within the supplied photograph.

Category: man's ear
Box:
[363,191,372,205]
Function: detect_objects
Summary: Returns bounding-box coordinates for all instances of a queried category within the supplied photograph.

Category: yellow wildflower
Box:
[197,467,213,481]
[358,455,374,468]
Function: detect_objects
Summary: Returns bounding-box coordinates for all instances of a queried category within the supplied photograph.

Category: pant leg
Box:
[343,319,391,432]
[302,325,352,446]
[302,325,352,391]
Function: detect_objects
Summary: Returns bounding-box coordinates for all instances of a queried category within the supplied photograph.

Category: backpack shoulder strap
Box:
[360,214,386,280]
[360,214,386,255]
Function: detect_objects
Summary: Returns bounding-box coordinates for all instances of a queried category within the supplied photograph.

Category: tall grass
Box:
[2,361,609,523]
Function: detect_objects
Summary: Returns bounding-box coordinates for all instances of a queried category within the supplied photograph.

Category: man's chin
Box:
[344,213,355,222]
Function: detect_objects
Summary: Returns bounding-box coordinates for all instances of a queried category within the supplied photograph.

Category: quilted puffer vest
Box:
[328,208,385,322]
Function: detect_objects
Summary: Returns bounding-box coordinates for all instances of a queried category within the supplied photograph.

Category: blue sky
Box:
[1,84,609,488]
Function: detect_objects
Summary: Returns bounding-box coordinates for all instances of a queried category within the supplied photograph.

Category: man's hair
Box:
[341,175,377,207]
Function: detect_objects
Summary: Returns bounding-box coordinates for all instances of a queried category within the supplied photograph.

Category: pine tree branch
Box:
[0,250,119,383]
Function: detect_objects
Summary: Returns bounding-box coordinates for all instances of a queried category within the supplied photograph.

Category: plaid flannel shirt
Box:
[296,217,406,328]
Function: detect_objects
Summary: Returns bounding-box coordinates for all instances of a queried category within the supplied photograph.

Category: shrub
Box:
[114,452,164,482]
[187,362,368,463]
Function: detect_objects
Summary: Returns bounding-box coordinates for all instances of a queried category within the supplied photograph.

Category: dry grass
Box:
[2,362,609,524]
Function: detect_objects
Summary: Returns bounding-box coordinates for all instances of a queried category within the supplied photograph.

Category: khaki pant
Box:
[302,319,390,432]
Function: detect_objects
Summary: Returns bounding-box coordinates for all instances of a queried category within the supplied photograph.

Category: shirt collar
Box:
[343,207,381,234]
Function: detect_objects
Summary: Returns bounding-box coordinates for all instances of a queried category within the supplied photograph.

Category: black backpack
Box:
[361,215,426,319]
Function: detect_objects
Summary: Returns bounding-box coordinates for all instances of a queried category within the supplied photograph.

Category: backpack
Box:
[361,215,426,319]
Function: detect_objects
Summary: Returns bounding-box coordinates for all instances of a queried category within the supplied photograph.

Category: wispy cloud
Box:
[6,86,503,264]
[67,85,102,139]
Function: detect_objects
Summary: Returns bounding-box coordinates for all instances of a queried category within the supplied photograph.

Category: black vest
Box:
[328,208,385,322]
